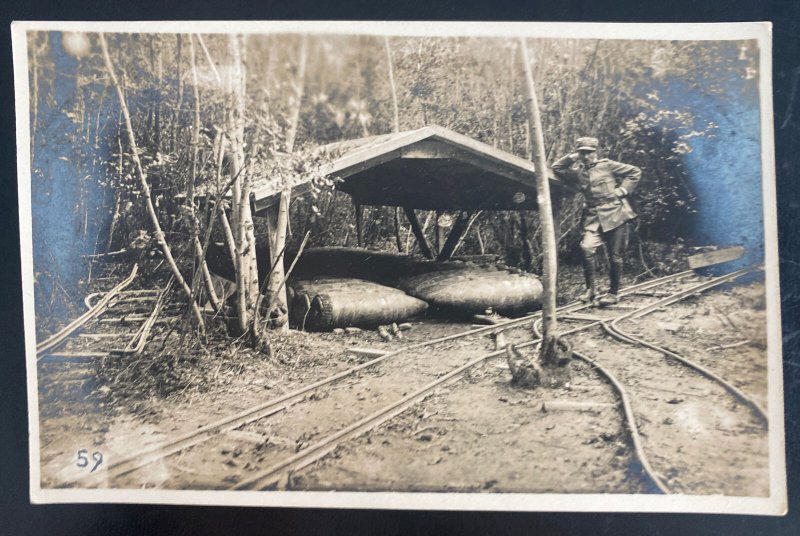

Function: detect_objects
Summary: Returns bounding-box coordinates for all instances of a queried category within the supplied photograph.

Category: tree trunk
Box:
[451,211,482,257]
[437,211,471,261]
[265,190,290,332]
[383,39,404,253]
[519,211,534,271]
[99,33,205,333]
[520,38,559,352]
[284,35,308,154]
[227,33,258,336]
[173,34,183,152]
[403,207,434,259]
[218,207,237,270]
[188,34,221,311]
[262,36,309,333]
[105,189,121,252]
[384,36,401,133]
[435,211,444,255]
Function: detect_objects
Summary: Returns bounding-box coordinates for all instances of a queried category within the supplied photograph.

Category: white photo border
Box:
[12,20,785,515]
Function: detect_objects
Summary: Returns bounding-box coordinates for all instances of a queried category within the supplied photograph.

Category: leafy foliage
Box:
[28,32,760,335]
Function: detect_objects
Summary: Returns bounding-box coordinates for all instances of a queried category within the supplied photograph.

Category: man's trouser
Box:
[580,223,629,296]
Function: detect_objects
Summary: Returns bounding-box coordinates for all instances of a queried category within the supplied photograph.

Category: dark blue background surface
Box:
[2,1,799,534]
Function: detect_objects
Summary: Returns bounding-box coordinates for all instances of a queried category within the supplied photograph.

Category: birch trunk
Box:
[384,36,400,133]
[188,35,221,311]
[263,36,308,333]
[227,33,257,335]
[99,33,205,333]
[385,36,404,251]
[520,38,558,346]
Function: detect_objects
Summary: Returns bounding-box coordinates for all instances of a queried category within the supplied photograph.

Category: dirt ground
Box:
[36,270,771,496]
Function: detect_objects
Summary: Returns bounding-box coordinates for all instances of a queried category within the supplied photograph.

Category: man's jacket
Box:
[551,155,642,232]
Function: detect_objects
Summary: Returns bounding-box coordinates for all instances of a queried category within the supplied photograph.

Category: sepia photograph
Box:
[12,21,785,513]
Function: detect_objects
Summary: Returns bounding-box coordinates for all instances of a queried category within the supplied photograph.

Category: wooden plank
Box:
[349,348,386,358]
[403,141,536,187]
[541,400,615,412]
[97,316,150,322]
[252,125,567,212]
[561,313,603,322]
[434,210,443,254]
[688,246,745,269]
[355,201,364,247]
[43,351,109,359]
[96,316,170,324]
[113,296,159,303]
[401,140,466,159]
[252,182,312,215]
[78,333,127,339]
[403,207,434,259]
[319,129,432,176]
[437,211,471,261]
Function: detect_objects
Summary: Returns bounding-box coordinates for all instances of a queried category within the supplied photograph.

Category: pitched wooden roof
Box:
[251,125,562,214]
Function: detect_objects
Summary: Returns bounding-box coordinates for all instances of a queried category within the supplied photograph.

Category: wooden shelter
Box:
[250,125,565,261]
[252,125,563,213]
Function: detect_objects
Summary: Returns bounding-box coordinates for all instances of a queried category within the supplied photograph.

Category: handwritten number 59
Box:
[77,449,103,472]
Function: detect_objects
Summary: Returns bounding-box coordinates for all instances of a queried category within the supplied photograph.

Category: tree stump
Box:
[506,344,542,389]
[506,337,573,390]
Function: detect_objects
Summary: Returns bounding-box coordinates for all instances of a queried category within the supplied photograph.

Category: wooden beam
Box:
[354,201,364,248]
[402,141,536,187]
[688,246,745,269]
[349,348,386,358]
[393,207,403,252]
[434,211,443,254]
[437,211,471,261]
[250,125,572,214]
[541,400,614,413]
[253,181,314,215]
[403,207,434,259]
[451,212,483,257]
[519,211,533,271]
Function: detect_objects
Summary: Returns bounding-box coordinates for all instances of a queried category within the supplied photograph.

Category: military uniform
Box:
[552,155,641,235]
[552,138,642,303]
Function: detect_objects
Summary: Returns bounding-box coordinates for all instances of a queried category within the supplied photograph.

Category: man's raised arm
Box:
[608,160,641,196]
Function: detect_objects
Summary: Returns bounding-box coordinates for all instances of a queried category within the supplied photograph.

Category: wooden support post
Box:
[403,207,434,259]
[519,211,534,271]
[393,207,403,252]
[265,189,290,331]
[435,211,444,255]
[437,211,471,261]
[354,201,364,248]
[451,211,483,257]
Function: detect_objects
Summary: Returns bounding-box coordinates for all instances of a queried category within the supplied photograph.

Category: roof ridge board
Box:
[317,128,436,177]
[423,126,538,174]
[317,126,430,154]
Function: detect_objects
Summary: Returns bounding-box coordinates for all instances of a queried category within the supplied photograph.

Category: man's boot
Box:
[599,258,623,307]
[598,293,618,306]
[580,250,597,303]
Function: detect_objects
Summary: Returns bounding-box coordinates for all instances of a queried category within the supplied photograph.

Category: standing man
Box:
[552,137,642,306]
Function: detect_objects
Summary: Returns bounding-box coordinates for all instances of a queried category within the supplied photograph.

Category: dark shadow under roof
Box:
[252,125,564,214]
